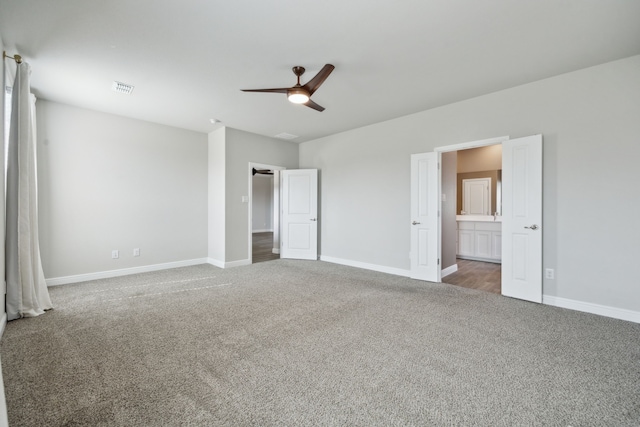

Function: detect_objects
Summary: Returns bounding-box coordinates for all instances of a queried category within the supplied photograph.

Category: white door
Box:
[410,153,440,281]
[501,135,543,302]
[281,169,318,260]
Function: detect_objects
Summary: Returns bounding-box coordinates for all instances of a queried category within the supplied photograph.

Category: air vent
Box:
[275,132,298,140]
[112,81,134,95]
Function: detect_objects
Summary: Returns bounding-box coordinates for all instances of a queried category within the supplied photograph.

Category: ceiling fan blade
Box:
[241,88,289,94]
[302,64,335,96]
[304,99,325,112]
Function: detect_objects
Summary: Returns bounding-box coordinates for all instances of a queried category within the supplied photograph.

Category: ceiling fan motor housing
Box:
[287,87,310,103]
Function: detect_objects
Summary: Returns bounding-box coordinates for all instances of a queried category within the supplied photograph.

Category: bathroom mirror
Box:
[457,170,502,215]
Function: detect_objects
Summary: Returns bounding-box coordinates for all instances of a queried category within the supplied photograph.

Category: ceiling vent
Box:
[275,132,298,140]
[112,81,134,95]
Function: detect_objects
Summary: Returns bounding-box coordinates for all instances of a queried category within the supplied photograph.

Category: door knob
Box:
[524,224,539,230]
[412,221,420,225]
[310,218,317,221]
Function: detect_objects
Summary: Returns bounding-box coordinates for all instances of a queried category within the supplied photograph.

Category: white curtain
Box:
[5,60,53,320]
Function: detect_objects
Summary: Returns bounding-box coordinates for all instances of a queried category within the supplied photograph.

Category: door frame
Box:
[248,162,286,264]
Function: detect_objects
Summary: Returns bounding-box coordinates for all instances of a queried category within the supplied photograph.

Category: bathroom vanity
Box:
[456,215,502,263]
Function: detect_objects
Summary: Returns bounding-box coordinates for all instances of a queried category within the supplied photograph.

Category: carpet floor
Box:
[1,260,639,426]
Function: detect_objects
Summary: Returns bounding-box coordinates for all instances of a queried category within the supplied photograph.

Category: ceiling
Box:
[2,0,639,143]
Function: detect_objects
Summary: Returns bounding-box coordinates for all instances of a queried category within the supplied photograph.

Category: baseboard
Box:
[441,264,458,278]
[207,258,251,268]
[225,259,251,268]
[46,258,210,286]
[0,313,6,339]
[320,255,411,278]
[252,229,273,233]
[456,255,501,264]
[0,347,7,427]
[207,258,225,268]
[272,248,280,255]
[543,295,640,324]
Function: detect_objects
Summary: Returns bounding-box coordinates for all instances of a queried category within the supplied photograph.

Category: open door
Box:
[281,169,318,260]
[501,135,543,302]
[410,152,440,282]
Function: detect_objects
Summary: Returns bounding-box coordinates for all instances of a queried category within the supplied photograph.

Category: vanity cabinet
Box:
[457,221,501,263]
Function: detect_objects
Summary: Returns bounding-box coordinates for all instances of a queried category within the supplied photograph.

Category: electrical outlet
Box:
[545,268,554,279]
[133,248,140,257]
[112,250,119,259]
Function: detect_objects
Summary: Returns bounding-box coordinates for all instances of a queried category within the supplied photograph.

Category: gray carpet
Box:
[2,260,639,426]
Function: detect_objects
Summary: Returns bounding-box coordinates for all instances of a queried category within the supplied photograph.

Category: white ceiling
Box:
[2,0,639,142]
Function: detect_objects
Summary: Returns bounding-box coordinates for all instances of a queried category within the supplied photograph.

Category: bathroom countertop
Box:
[456,215,502,222]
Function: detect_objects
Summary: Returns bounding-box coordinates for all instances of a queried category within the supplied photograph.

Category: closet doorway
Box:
[249,162,284,264]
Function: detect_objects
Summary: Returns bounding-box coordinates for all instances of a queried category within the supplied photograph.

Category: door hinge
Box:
[438,258,440,265]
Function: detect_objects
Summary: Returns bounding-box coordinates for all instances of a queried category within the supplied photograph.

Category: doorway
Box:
[249,162,285,264]
[429,135,543,303]
[443,143,503,294]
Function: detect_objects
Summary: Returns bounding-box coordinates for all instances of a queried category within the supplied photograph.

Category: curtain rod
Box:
[3,51,23,64]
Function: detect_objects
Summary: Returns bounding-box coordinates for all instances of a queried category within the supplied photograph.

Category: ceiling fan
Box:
[242,64,335,112]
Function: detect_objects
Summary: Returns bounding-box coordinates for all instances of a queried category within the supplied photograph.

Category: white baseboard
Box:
[46,258,210,286]
[272,248,280,255]
[441,264,458,278]
[320,255,411,278]
[543,295,640,324]
[0,341,7,427]
[0,313,6,339]
[207,258,251,268]
[252,229,273,233]
[207,258,225,268]
[224,259,251,268]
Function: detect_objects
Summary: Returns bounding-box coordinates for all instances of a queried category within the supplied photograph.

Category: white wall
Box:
[208,127,226,263]
[300,55,640,314]
[252,175,273,232]
[37,101,208,280]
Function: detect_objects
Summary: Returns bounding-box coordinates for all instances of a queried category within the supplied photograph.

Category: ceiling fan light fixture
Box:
[241,64,334,112]
[287,88,309,104]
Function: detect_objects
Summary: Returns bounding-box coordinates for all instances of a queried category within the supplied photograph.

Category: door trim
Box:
[435,136,510,153]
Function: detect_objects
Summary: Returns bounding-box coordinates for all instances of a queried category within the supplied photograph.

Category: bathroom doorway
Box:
[440,143,503,294]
